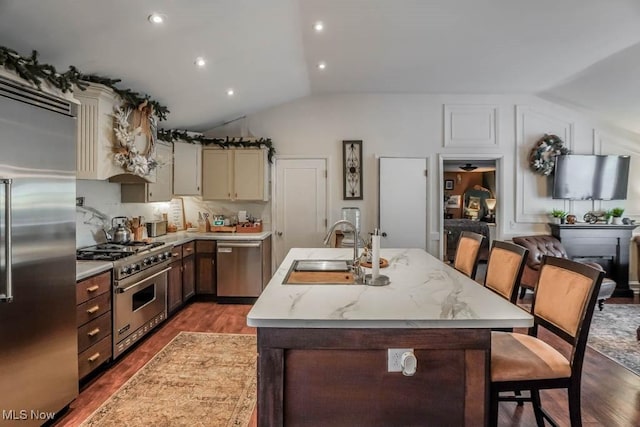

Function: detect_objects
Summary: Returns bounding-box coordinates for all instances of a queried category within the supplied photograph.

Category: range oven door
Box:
[113,263,169,358]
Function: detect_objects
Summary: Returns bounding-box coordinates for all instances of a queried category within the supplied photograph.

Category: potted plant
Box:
[611,207,625,225]
[550,209,568,224]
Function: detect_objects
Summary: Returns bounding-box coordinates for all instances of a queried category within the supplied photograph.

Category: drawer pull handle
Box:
[88,353,100,363]
[87,328,100,337]
[86,305,100,314]
[185,247,193,253]
[86,285,99,293]
[172,252,180,257]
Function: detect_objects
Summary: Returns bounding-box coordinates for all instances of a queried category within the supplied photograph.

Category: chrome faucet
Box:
[323,219,363,283]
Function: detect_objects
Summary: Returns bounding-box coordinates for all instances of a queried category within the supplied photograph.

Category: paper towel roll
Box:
[371,234,380,280]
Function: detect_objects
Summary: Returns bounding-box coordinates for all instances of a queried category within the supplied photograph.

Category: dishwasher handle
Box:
[217,241,262,250]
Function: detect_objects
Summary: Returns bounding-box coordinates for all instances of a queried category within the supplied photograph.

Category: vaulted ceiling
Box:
[1,0,639,133]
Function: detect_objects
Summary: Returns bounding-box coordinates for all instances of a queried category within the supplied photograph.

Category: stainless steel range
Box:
[77,242,172,359]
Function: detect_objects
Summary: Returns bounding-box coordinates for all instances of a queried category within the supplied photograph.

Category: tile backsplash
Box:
[76,180,271,248]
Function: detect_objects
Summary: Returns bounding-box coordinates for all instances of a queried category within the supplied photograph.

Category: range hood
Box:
[108,173,156,184]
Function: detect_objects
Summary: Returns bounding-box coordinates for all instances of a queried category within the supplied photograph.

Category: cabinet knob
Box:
[149,192,152,197]
[211,259,215,265]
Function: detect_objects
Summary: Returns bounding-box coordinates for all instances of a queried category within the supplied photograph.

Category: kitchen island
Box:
[247,248,533,427]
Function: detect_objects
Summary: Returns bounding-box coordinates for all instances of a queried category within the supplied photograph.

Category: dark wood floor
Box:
[53,296,640,427]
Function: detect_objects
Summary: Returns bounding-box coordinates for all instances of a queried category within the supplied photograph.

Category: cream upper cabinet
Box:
[173,141,202,195]
[120,141,174,203]
[202,148,268,201]
[74,83,122,180]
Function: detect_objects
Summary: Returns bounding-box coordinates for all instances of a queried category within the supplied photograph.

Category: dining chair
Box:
[484,240,529,304]
[489,255,604,427]
[453,231,484,279]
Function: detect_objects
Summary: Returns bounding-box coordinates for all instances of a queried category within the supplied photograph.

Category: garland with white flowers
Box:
[113,104,158,176]
[528,134,570,176]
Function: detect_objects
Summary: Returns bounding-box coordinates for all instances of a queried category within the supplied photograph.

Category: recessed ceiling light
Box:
[313,21,324,32]
[194,57,206,67]
[227,88,235,96]
[148,13,166,24]
[317,61,327,70]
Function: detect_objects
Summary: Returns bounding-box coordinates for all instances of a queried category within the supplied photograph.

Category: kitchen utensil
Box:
[106,216,133,243]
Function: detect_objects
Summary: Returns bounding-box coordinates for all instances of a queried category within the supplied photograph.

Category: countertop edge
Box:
[76,231,272,280]
[76,261,113,281]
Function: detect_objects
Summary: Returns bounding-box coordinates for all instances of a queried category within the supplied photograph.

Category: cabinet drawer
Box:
[76,271,111,305]
[196,240,216,253]
[77,312,111,353]
[171,245,183,261]
[76,292,111,327]
[183,241,195,257]
[78,335,112,379]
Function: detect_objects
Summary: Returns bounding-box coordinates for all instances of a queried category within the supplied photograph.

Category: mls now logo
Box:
[2,410,55,421]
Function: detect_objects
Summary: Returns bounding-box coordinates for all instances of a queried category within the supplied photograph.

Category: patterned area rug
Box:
[80,332,257,427]
[588,304,640,376]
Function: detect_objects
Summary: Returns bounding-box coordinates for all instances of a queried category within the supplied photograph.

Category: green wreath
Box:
[528,134,570,176]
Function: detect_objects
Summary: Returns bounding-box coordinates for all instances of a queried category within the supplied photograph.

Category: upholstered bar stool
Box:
[490,256,604,427]
[512,235,616,309]
[484,241,529,304]
[453,231,484,280]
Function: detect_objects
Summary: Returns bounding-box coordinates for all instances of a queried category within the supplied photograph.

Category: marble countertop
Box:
[150,230,271,246]
[76,260,113,281]
[247,248,533,329]
[76,230,272,280]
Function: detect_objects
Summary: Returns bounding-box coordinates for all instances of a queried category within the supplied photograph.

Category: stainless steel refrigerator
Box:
[0,76,78,425]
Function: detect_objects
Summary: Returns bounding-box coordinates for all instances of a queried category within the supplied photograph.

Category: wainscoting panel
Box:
[593,129,640,219]
[443,104,498,148]
[515,105,573,223]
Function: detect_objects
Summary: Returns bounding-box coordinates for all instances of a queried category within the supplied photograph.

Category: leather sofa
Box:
[512,235,616,310]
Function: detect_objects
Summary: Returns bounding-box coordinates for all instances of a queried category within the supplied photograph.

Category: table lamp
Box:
[485,198,496,222]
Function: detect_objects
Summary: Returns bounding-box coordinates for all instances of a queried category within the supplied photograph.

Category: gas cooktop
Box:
[76,241,165,261]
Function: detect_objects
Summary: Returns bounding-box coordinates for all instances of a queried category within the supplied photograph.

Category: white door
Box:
[273,158,328,266]
[379,157,427,248]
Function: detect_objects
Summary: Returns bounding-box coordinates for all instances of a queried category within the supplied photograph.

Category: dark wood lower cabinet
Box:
[167,258,183,314]
[257,328,489,427]
[168,242,197,313]
[196,240,216,295]
[183,253,195,301]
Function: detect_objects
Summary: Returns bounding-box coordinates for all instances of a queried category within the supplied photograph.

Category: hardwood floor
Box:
[53,298,640,427]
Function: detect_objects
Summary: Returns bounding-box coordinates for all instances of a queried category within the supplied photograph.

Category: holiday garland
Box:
[0,46,169,120]
[528,134,570,176]
[1,45,276,164]
[158,129,276,163]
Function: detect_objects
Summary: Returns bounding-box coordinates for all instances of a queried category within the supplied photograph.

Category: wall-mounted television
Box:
[552,154,630,200]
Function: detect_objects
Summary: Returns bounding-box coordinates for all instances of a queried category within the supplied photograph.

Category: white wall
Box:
[207,92,640,286]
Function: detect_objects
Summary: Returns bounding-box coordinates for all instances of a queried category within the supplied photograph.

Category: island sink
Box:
[293,260,350,272]
[284,259,355,284]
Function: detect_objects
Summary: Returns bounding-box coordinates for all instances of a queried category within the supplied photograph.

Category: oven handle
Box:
[115,267,171,294]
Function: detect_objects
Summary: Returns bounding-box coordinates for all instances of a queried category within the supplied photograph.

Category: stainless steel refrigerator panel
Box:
[216,241,263,297]
[0,79,78,425]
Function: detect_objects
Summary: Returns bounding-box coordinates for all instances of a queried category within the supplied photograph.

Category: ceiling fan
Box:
[459,163,478,172]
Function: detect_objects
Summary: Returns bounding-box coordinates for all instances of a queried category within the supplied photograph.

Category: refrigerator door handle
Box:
[1,178,12,303]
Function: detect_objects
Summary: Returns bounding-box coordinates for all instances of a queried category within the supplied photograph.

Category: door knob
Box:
[277,231,283,236]
[381,232,387,237]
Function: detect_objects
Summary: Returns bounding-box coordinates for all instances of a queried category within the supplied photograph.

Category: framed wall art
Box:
[444,179,454,190]
[343,140,363,200]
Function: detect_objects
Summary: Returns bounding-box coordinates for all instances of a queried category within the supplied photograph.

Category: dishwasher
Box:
[216,240,267,297]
